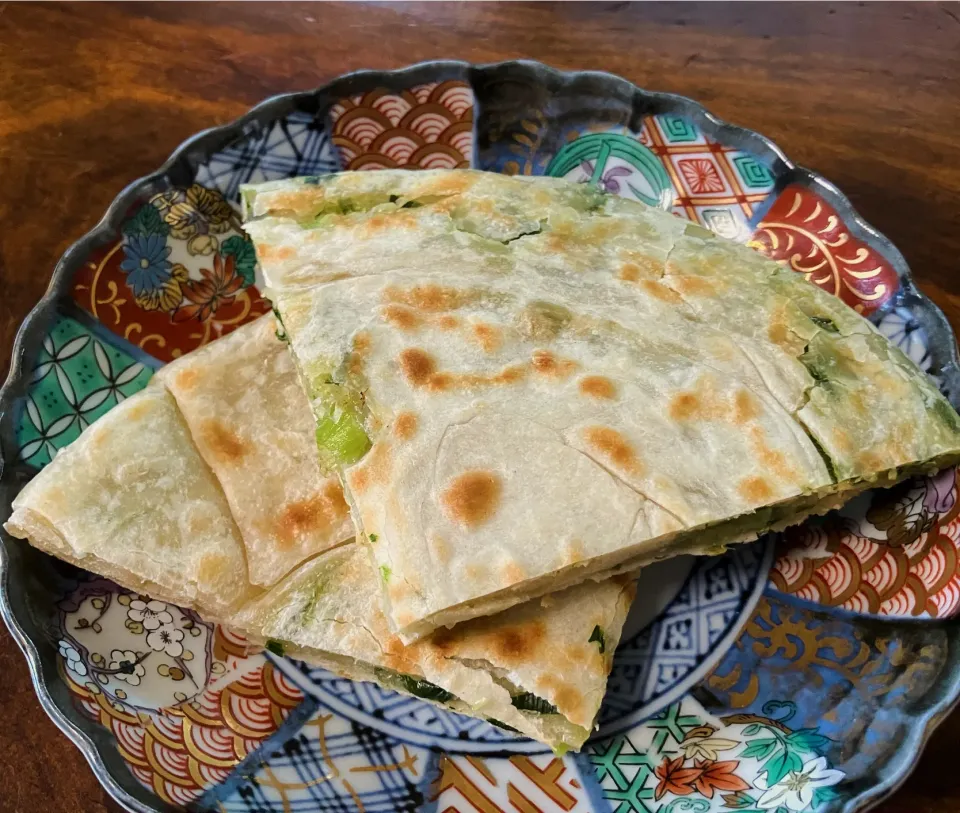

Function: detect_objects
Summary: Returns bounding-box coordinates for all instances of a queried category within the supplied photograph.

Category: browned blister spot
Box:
[531,349,577,378]
[357,211,419,238]
[856,449,887,474]
[256,243,295,263]
[388,579,413,605]
[437,315,459,331]
[669,377,759,425]
[471,322,502,353]
[415,172,476,198]
[399,348,436,387]
[383,304,421,332]
[429,534,451,566]
[563,540,586,565]
[393,412,419,440]
[639,279,684,304]
[350,331,373,377]
[618,252,665,283]
[491,621,546,663]
[381,634,420,675]
[441,471,502,528]
[670,275,720,297]
[737,475,774,503]
[734,391,760,424]
[385,284,468,313]
[500,560,526,587]
[201,419,249,464]
[427,365,526,393]
[172,368,201,391]
[584,426,643,475]
[579,376,617,400]
[462,563,489,585]
[125,400,152,422]
[347,442,392,496]
[669,393,700,421]
[564,644,598,668]
[747,427,801,486]
[272,488,347,549]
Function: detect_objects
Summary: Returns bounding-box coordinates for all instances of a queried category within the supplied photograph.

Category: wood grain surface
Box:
[1,2,959,811]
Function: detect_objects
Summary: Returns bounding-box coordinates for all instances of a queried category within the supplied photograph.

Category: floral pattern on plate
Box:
[58,579,304,806]
[70,185,270,363]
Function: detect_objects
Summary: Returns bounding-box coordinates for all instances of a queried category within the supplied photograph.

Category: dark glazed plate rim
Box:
[1,59,957,813]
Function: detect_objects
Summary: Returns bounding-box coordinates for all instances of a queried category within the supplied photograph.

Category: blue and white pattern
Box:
[194,111,340,204]
[596,540,772,736]
[212,709,437,813]
[263,542,772,756]
[875,306,932,372]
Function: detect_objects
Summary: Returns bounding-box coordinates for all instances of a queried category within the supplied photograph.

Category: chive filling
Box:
[314,408,371,465]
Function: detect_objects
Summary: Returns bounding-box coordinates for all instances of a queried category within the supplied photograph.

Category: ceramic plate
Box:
[2,61,960,813]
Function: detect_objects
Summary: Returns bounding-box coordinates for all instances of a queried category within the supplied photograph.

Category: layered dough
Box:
[4,318,634,752]
[244,169,960,641]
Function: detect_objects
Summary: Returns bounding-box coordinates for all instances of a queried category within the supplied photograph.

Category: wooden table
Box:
[1,2,959,811]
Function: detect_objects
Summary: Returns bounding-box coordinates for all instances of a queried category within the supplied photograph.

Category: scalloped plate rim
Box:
[2,59,958,813]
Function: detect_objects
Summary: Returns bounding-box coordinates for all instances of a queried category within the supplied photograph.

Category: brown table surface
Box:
[2,2,960,811]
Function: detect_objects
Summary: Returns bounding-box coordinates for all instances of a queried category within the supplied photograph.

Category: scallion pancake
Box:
[243,169,960,641]
[4,318,634,751]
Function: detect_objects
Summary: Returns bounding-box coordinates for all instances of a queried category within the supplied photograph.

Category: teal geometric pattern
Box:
[732,154,775,190]
[16,316,154,468]
[588,700,707,813]
[655,115,700,144]
[588,737,659,813]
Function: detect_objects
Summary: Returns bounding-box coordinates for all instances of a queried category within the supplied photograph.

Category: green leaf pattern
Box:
[588,697,844,813]
[16,316,154,467]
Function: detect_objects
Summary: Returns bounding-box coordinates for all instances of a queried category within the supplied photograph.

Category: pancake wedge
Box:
[5,382,259,620]
[243,169,960,641]
[157,316,353,588]
[4,318,634,751]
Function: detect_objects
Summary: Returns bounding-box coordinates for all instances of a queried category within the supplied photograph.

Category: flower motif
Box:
[755,755,844,811]
[152,184,235,241]
[691,759,750,799]
[108,649,145,686]
[679,735,740,762]
[58,640,87,677]
[146,623,185,657]
[120,234,177,311]
[579,160,634,195]
[654,755,702,800]
[173,253,245,323]
[128,599,173,631]
[138,263,187,312]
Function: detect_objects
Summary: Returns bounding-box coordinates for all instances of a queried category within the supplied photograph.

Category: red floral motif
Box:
[749,185,898,314]
[654,755,702,800]
[174,253,245,323]
[691,759,750,799]
[677,158,726,194]
[72,232,269,364]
